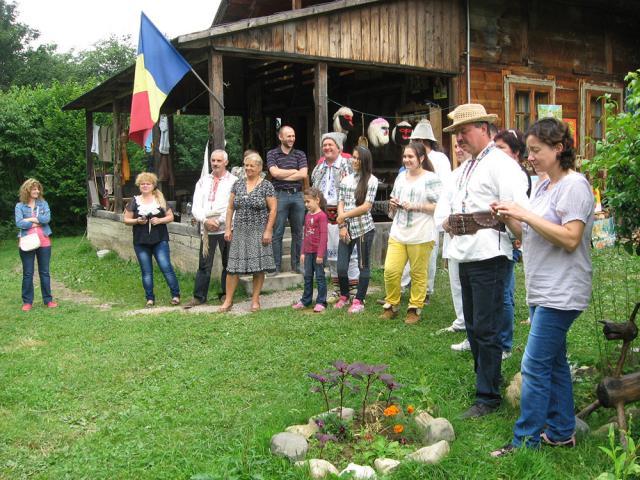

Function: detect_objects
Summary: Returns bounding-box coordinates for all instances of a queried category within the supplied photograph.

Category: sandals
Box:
[250,303,261,313]
[490,443,516,458]
[145,300,155,308]
[540,432,576,448]
[218,304,233,313]
[171,297,181,306]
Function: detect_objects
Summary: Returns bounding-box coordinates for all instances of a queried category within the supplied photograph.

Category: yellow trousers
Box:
[384,238,434,310]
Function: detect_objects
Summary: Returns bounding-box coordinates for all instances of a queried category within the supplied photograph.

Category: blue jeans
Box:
[300,253,327,306]
[499,260,516,352]
[20,246,52,305]
[133,241,180,301]
[272,190,305,272]
[338,229,375,301]
[459,256,508,408]
[513,306,581,448]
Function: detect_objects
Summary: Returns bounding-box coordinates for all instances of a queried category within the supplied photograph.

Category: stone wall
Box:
[87,211,392,275]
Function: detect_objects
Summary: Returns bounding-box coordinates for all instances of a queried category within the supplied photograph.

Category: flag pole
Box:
[189,67,225,110]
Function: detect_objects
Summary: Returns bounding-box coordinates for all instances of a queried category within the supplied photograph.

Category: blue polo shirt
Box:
[266,146,307,191]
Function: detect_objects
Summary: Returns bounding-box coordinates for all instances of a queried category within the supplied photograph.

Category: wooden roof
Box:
[213,0,331,25]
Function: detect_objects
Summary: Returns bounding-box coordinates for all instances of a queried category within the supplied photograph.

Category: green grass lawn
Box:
[1,236,639,479]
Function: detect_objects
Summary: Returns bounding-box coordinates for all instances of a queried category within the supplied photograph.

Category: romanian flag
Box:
[129,13,190,146]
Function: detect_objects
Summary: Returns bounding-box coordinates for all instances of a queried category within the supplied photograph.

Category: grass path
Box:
[1,236,638,479]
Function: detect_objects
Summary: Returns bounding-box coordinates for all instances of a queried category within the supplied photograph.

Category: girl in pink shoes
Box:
[293,188,329,312]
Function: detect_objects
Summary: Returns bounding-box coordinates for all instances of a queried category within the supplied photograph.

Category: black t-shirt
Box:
[126,196,170,245]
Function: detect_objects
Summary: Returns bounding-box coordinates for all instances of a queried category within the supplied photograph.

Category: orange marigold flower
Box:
[393,424,404,434]
[407,405,415,414]
[383,405,400,417]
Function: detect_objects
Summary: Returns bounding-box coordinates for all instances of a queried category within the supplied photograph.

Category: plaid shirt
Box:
[338,173,378,239]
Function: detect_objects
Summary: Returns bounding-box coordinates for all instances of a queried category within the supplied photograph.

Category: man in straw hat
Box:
[442,104,529,419]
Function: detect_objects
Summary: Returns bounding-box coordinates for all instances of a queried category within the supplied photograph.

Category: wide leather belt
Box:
[448,212,506,236]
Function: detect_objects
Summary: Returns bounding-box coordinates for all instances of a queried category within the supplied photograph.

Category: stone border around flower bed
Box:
[270,409,455,478]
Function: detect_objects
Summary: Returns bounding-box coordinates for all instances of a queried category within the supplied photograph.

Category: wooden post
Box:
[208,51,225,150]
[247,82,264,153]
[112,104,123,214]
[313,62,328,165]
[292,0,302,9]
[85,110,94,212]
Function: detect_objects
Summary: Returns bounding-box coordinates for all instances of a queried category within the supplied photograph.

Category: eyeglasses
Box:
[508,129,518,139]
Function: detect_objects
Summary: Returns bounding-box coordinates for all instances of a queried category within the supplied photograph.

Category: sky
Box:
[15,0,222,53]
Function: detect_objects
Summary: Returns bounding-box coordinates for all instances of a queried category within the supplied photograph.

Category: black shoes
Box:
[459,403,499,419]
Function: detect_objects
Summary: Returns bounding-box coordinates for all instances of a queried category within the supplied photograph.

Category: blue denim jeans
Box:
[300,253,327,306]
[513,306,581,448]
[338,229,375,301]
[499,260,516,352]
[459,255,508,408]
[272,190,305,272]
[133,241,180,301]
[20,246,52,304]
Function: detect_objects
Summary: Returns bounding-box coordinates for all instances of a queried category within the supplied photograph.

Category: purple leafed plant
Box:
[379,373,403,406]
[349,363,388,423]
[308,372,336,412]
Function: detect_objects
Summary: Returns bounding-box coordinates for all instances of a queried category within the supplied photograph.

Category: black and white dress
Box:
[227,179,277,274]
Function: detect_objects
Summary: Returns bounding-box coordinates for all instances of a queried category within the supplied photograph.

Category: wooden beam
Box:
[292,0,302,9]
[208,50,225,150]
[85,110,94,212]
[313,62,328,165]
[112,104,123,214]
[178,0,384,46]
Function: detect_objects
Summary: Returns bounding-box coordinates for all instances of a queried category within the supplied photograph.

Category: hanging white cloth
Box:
[158,115,170,154]
[200,141,209,179]
[91,124,100,155]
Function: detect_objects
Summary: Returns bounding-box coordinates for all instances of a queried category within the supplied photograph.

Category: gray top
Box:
[523,172,594,311]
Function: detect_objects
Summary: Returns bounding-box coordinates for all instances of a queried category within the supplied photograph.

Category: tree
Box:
[74,35,136,81]
[0,0,39,89]
[585,69,640,255]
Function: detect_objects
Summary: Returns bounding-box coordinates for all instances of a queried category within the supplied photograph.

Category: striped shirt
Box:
[266,146,307,190]
[338,173,378,239]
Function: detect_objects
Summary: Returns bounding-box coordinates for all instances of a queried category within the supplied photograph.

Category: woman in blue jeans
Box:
[15,178,57,311]
[490,118,594,456]
[124,172,180,307]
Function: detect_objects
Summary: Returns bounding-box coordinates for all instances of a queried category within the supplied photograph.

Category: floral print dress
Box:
[226,179,277,274]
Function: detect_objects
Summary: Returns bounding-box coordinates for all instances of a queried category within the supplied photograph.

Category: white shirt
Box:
[447,142,529,262]
[428,150,452,186]
[434,160,468,259]
[191,171,238,235]
[390,170,441,244]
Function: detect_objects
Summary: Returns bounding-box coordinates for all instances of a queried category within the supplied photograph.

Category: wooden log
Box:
[313,62,328,166]
[112,105,123,213]
[208,51,225,150]
[597,372,640,409]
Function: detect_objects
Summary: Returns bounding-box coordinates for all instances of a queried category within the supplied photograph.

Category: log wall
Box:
[211,0,462,73]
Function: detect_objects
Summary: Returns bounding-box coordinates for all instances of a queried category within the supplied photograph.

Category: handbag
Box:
[19,232,41,251]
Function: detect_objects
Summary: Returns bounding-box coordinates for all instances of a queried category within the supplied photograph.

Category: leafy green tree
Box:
[0,82,90,236]
[0,0,38,89]
[585,69,640,255]
[74,35,136,81]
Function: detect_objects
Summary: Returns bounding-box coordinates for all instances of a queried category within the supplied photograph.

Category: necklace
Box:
[457,143,495,213]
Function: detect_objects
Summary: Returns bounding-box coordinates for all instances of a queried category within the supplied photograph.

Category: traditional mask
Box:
[333,107,354,133]
[367,118,390,148]
[392,121,413,145]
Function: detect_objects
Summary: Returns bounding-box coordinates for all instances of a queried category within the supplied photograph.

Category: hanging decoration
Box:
[392,121,413,145]
[367,118,390,148]
[357,113,368,147]
[333,106,355,133]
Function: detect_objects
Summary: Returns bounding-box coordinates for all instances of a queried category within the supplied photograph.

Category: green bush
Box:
[585,69,640,255]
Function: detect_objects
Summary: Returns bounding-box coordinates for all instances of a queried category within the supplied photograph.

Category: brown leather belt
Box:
[448,212,506,236]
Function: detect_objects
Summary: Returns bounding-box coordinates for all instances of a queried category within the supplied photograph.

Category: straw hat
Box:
[443,103,498,133]
[410,120,437,142]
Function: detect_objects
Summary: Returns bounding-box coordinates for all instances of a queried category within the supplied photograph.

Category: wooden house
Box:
[64,0,639,269]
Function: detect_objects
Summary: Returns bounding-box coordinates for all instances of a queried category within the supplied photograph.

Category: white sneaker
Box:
[451,338,471,352]
[436,324,466,335]
[502,351,512,360]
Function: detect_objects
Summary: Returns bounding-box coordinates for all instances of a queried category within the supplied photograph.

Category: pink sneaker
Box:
[46,302,58,308]
[334,295,350,309]
[313,304,326,313]
[348,299,365,314]
[22,303,32,312]
[292,301,306,310]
